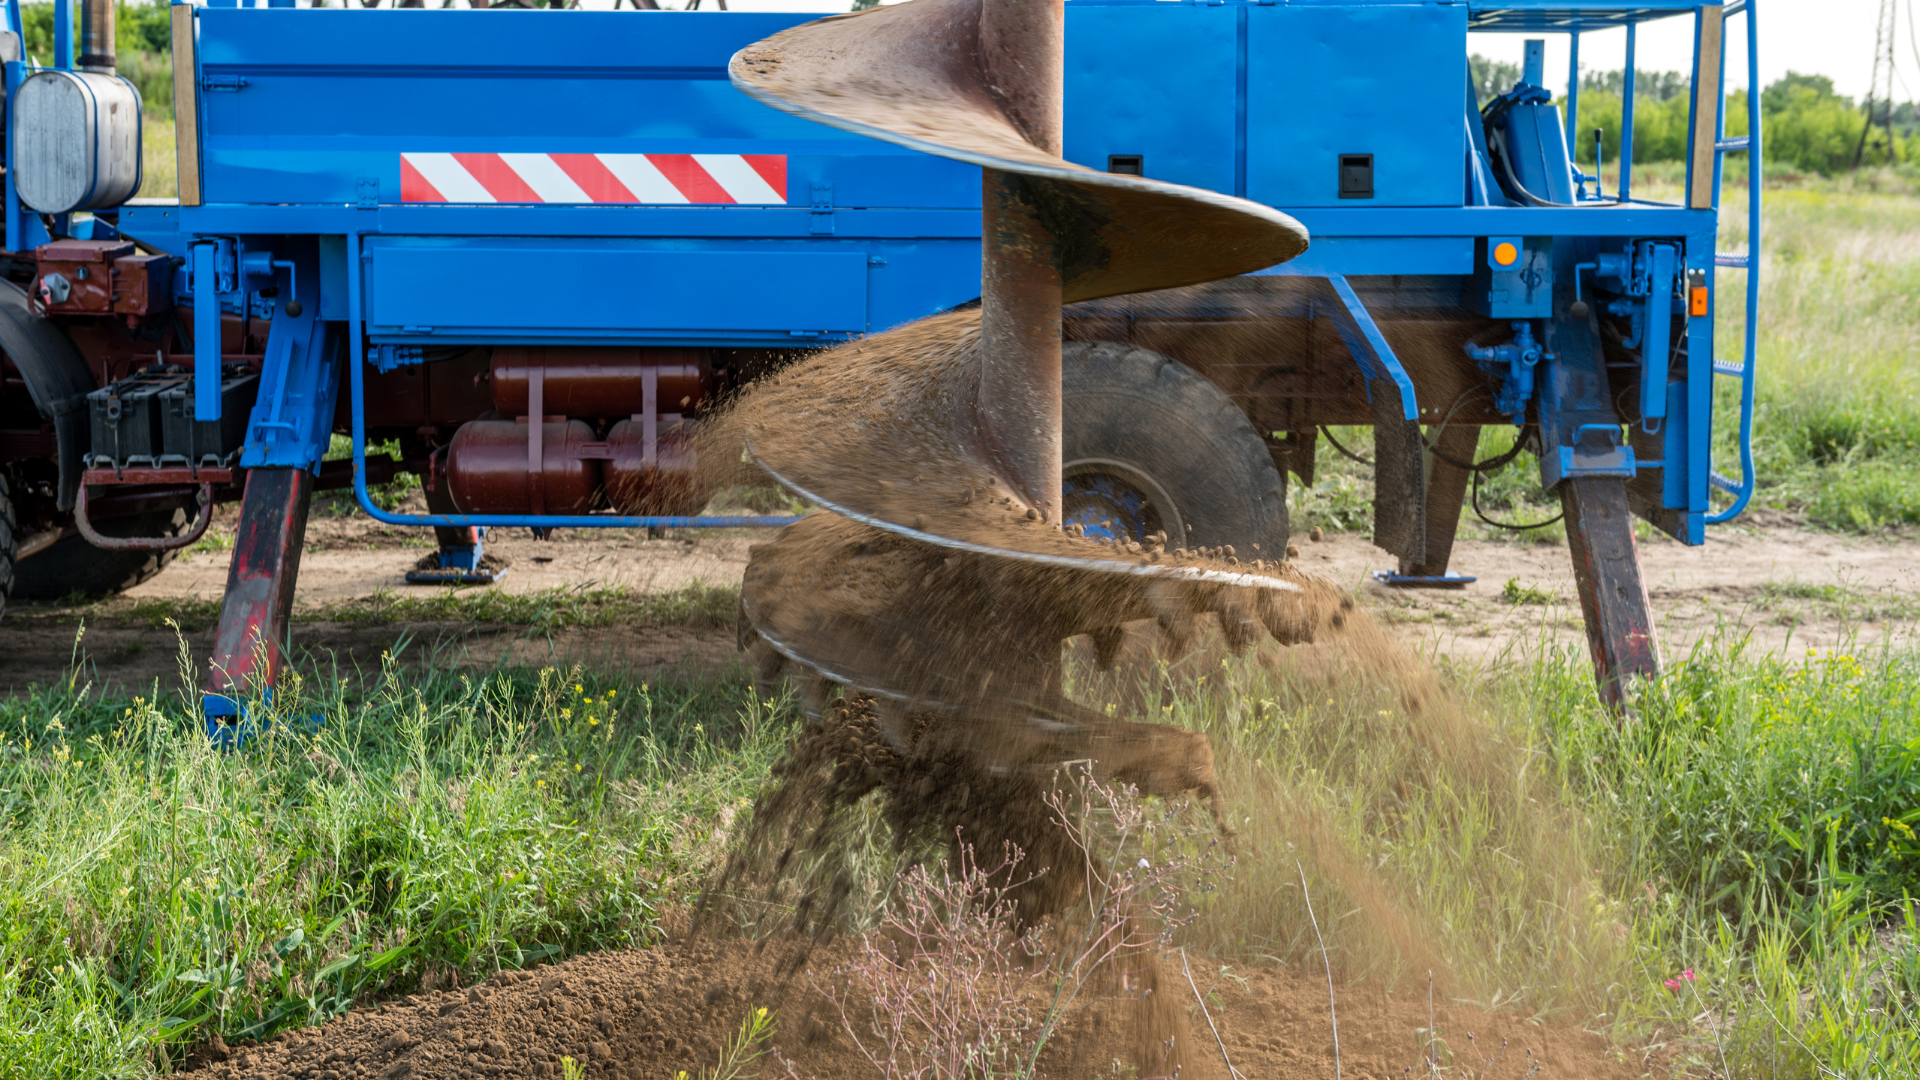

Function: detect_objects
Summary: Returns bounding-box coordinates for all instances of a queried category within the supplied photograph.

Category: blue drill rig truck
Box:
[0,0,1759,722]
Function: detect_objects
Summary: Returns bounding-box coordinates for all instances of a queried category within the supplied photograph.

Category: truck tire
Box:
[1062,341,1288,556]
[11,507,189,602]
[0,476,16,619]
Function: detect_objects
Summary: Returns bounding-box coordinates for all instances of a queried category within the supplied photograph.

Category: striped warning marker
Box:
[399,153,788,205]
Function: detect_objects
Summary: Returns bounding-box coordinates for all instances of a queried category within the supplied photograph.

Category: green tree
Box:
[16,1,171,119]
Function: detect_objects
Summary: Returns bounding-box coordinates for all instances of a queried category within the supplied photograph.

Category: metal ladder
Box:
[1707,0,1761,524]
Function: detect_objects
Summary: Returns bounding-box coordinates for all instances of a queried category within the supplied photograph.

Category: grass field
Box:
[0,612,1911,1076]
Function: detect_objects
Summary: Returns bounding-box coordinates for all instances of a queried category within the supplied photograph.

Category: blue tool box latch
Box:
[810,182,834,235]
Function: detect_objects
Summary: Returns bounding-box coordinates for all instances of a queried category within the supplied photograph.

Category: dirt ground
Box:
[6,503,1913,697]
[172,934,1633,1080]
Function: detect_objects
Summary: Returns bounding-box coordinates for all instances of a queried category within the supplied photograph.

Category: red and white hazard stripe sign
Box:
[399,153,788,205]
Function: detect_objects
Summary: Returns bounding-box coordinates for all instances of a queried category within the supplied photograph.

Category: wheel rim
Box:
[1060,458,1184,544]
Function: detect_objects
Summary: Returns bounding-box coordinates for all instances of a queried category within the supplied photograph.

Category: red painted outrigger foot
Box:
[203,468,315,743]
[1561,477,1661,710]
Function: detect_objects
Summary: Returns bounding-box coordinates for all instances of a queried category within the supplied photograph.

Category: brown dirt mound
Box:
[174,936,1637,1080]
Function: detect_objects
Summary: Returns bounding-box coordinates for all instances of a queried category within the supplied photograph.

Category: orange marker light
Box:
[1493,241,1519,267]
[1690,285,1709,317]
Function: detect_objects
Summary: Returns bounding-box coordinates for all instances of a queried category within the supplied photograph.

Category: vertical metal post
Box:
[1565,30,1580,148]
[1620,23,1637,202]
[193,242,223,422]
[3,57,22,254]
[1561,477,1660,709]
[1397,423,1481,579]
[1686,5,1725,210]
[52,0,70,70]
[976,0,1065,518]
[77,0,112,72]
[203,467,316,731]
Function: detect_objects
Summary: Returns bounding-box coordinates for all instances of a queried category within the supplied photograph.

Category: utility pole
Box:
[1854,0,1900,169]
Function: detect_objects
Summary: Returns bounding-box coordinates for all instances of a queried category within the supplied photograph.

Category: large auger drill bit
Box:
[724,0,1326,809]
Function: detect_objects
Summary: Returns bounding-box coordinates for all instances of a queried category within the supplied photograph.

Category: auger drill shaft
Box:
[977,0,1066,519]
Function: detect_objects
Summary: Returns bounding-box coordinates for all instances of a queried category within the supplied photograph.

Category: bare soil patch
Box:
[10,506,1913,696]
[174,935,1631,1080]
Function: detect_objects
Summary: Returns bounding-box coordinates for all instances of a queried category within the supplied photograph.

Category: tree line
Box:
[1474,54,1913,175]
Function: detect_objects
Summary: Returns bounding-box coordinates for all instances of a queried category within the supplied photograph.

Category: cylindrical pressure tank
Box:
[490,347,709,419]
[604,420,702,515]
[11,70,141,213]
[447,420,603,515]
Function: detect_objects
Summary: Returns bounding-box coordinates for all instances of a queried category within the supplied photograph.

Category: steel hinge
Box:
[201,75,248,92]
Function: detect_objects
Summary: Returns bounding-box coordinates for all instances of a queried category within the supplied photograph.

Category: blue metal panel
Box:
[1501,104,1578,204]
[192,10,979,212]
[1280,205,1713,238]
[1063,4,1238,195]
[365,238,869,344]
[192,243,224,422]
[1253,237,1472,277]
[1244,3,1466,209]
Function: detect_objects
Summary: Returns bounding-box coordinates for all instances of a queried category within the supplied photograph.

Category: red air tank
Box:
[447,420,604,515]
[604,419,700,515]
[489,347,709,418]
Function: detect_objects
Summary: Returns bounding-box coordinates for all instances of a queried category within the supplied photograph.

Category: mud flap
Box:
[1561,476,1660,707]
[204,468,315,737]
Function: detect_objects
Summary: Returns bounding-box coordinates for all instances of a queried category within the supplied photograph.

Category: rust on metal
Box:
[84,466,235,486]
[1561,476,1662,708]
[206,468,313,702]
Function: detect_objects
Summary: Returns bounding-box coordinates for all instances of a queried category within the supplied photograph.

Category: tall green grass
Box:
[2,620,1916,1076]
[1713,173,1920,530]
[1098,633,1920,1078]
[0,651,795,1076]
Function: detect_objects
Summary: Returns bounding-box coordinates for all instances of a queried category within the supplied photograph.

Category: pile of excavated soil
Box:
[174,936,1637,1080]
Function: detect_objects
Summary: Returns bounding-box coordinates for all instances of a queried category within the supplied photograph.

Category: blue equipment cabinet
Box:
[0,0,1760,720]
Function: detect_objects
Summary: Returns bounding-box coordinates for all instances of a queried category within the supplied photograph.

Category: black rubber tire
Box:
[0,476,16,620]
[12,506,189,602]
[1063,341,1288,555]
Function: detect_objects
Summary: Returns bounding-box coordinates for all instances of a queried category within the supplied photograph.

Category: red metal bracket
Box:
[205,468,315,707]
